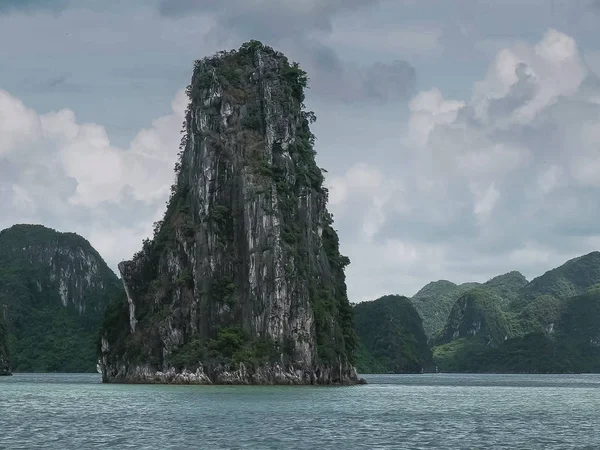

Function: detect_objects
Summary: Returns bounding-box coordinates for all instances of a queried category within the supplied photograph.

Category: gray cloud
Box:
[158,0,414,104]
[0,0,70,14]
[281,41,416,104]
[20,74,84,94]
[323,29,600,298]
[363,61,417,102]
[485,63,538,122]
[46,75,68,89]
[158,0,379,39]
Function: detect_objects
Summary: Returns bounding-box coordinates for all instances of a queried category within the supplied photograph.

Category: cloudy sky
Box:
[2,0,600,301]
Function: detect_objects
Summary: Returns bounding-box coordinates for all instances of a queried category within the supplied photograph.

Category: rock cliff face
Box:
[100,41,361,385]
[0,224,123,372]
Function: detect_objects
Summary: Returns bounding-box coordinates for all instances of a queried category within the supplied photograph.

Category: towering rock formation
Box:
[100,41,361,385]
[0,224,123,372]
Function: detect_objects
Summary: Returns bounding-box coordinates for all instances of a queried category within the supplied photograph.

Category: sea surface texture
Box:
[1,373,599,449]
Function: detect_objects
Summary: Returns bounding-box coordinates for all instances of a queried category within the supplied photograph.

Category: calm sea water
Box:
[1,373,600,449]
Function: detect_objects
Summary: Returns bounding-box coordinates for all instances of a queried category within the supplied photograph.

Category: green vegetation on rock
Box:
[354,295,432,373]
[484,271,529,304]
[412,272,527,340]
[433,333,578,373]
[512,294,561,335]
[0,224,123,372]
[170,326,280,372]
[411,280,479,339]
[520,252,600,301]
[436,288,517,346]
[433,289,600,373]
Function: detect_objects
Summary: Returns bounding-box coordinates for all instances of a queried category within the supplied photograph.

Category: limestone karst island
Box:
[100,41,363,385]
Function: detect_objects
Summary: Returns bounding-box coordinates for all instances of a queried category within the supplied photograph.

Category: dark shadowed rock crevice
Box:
[100,41,363,385]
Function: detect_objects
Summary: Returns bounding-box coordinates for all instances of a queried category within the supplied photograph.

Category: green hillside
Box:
[431,253,600,373]
[354,295,432,373]
[411,281,480,339]
[0,224,123,372]
[520,252,600,301]
[436,288,517,346]
[412,271,527,340]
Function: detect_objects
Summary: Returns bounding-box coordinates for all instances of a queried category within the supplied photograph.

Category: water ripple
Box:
[1,373,600,449]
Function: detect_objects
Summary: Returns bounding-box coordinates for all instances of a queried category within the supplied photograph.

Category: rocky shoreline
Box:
[102,362,366,385]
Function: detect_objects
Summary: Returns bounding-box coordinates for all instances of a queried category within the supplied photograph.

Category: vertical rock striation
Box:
[100,41,362,385]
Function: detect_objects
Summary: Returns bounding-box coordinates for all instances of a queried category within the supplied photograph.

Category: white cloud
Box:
[10,185,37,215]
[0,88,186,269]
[508,243,554,267]
[327,162,403,241]
[407,88,464,148]
[328,28,600,298]
[470,182,500,224]
[472,29,587,128]
[4,88,185,207]
[86,221,159,275]
[456,143,531,176]
[537,165,563,194]
[0,90,41,156]
[327,162,384,207]
[569,121,600,188]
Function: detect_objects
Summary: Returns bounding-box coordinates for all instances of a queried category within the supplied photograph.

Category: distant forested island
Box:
[356,252,600,374]
[1,222,599,377]
[0,224,122,373]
